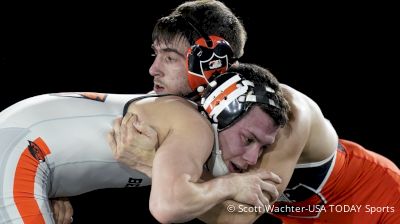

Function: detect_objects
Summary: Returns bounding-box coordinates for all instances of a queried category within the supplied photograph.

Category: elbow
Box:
[149,199,171,224]
[150,174,199,223]
[149,197,184,224]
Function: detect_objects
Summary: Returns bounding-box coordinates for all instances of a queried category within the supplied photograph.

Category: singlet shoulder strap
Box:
[123,94,174,116]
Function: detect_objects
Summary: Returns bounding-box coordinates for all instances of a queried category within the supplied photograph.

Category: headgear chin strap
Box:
[187,36,234,92]
[200,72,280,131]
[206,123,229,177]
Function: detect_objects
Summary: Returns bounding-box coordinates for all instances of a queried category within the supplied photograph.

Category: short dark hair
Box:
[152,0,247,59]
[228,63,290,127]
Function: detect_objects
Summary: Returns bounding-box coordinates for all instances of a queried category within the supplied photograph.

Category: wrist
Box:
[217,173,238,200]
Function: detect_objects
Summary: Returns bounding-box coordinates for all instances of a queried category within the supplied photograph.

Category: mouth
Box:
[229,161,245,173]
[153,83,165,93]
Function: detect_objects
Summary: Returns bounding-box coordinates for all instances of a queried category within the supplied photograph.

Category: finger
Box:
[258,188,270,208]
[134,121,158,140]
[56,201,65,224]
[131,114,159,148]
[62,200,73,224]
[255,198,264,211]
[257,170,282,184]
[121,113,133,128]
[121,113,133,142]
[130,113,146,135]
[107,131,118,156]
[51,200,60,224]
[112,117,123,142]
[113,117,122,132]
[260,181,279,203]
[113,117,123,127]
[127,113,140,134]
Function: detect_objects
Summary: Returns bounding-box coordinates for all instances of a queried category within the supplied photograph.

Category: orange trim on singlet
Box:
[13,137,51,224]
[206,82,238,114]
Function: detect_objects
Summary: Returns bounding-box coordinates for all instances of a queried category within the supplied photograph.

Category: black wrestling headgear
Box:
[200,72,280,131]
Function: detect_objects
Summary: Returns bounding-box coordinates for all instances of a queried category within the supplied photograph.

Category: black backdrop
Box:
[1,1,399,223]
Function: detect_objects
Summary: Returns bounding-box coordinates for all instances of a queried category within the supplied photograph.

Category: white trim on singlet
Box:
[295,150,336,169]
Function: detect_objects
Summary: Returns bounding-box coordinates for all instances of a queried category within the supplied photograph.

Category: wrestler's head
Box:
[149,0,247,95]
[200,63,290,174]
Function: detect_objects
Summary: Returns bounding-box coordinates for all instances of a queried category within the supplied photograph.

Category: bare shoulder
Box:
[279,84,313,129]
[127,95,213,143]
[267,84,313,161]
[128,95,196,114]
[280,84,337,162]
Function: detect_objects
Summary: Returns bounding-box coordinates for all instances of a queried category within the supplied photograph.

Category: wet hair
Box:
[228,63,290,127]
[152,0,247,59]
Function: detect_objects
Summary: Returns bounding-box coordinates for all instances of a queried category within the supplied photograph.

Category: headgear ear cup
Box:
[187,35,234,92]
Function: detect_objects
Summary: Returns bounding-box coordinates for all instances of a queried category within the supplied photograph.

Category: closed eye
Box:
[260,144,272,155]
[242,136,255,146]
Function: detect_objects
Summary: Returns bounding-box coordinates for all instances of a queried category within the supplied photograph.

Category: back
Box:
[0,92,151,198]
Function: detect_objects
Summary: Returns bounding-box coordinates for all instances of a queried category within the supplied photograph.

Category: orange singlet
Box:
[271,139,400,223]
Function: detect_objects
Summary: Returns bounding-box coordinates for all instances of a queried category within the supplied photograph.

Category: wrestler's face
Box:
[149,38,192,96]
[218,106,280,173]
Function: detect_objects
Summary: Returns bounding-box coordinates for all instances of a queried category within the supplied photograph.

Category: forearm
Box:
[150,174,236,223]
[196,174,261,224]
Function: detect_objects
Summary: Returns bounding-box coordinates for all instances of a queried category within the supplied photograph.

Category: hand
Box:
[108,113,158,177]
[228,170,281,210]
[51,197,73,224]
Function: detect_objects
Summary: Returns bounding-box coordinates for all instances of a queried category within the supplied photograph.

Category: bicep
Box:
[151,117,214,194]
[260,131,306,194]
[258,111,311,194]
[153,133,209,182]
[127,97,214,195]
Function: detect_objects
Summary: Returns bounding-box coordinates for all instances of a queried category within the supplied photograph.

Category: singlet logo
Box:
[52,92,108,102]
[27,140,46,162]
[125,178,143,187]
[200,54,229,80]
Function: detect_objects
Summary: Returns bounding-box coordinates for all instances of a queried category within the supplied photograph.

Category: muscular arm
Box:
[127,97,277,223]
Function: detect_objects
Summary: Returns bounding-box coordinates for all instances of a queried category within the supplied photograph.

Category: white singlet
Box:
[0,92,152,223]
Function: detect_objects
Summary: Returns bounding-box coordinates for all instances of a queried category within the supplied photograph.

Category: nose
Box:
[242,145,261,166]
[149,56,161,77]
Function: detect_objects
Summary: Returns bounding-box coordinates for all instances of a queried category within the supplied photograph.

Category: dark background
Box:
[1,1,398,223]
